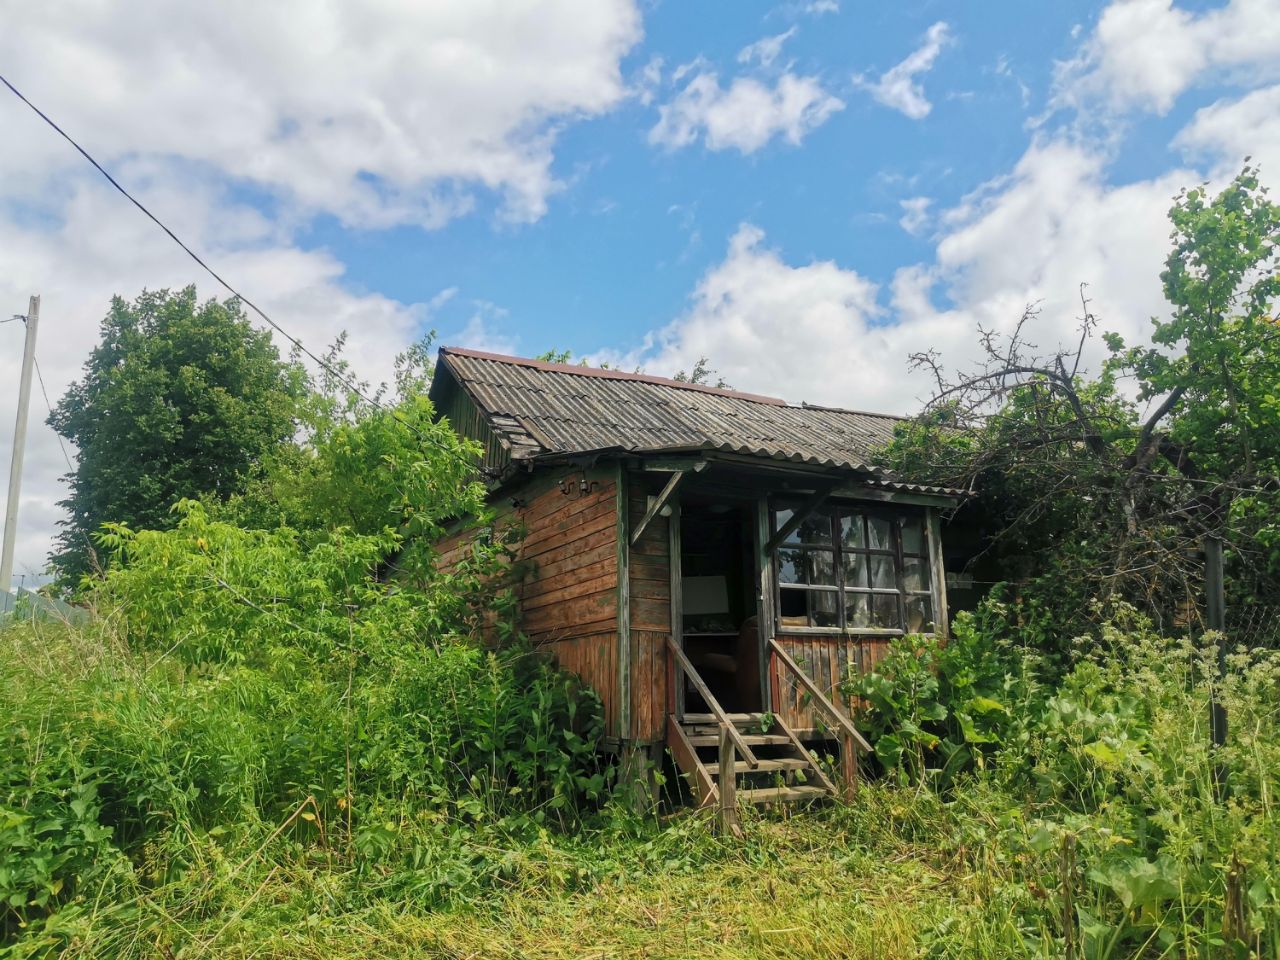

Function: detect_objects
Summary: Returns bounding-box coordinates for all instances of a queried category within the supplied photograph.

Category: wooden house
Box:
[430,347,960,821]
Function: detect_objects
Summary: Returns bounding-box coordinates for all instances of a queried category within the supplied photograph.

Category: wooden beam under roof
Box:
[630,470,685,546]
[763,484,835,555]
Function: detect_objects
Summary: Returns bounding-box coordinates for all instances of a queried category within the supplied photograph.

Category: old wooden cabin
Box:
[430,347,960,820]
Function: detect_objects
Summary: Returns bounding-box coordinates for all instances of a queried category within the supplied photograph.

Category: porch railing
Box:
[664,635,759,769]
[767,637,871,800]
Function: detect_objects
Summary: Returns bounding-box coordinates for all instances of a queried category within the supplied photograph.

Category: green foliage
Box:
[883,166,1280,642]
[48,287,306,586]
[849,607,1280,957]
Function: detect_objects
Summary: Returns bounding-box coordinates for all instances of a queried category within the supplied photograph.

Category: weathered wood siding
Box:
[770,633,893,735]
[435,467,623,737]
[627,474,672,744]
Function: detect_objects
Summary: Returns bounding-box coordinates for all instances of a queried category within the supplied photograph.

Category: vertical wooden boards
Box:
[616,463,631,746]
[432,466,623,738]
[926,506,950,639]
[770,632,891,735]
[627,470,673,743]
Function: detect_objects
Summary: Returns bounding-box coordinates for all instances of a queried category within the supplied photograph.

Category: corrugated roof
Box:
[433,347,928,480]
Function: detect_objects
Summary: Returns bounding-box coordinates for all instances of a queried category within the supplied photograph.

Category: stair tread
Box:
[705,758,808,775]
[739,785,830,804]
[682,712,765,724]
[686,733,792,747]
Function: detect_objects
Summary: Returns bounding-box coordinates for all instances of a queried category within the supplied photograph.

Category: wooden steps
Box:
[705,757,808,775]
[685,732,792,747]
[739,785,828,804]
[666,710,843,830]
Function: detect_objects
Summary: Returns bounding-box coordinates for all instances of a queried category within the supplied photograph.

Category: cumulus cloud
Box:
[854,21,952,120]
[1,0,642,229]
[1174,85,1280,174]
[650,71,844,153]
[0,172,449,580]
[632,141,1193,415]
[898,196,933,236]
[0,0,632,577]
[1054,0,1280,115]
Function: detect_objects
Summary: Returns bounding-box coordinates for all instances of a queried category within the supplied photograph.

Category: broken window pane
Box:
[844,591,870,628]
[870,593,901,629]
[867,516,893,551]
[810,590,839,627]
[905,595,934,633]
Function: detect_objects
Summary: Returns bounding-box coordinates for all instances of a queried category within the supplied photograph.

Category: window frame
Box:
[771,501,936,636]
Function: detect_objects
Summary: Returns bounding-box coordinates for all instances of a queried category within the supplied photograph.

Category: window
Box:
[774,505,936,633]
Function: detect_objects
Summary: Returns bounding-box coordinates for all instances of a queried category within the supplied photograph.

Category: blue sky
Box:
[2,0,1279,577]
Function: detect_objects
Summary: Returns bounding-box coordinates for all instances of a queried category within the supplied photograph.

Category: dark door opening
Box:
[678,499,762,714]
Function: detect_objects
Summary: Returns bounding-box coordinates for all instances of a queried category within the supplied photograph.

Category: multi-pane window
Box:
[774,505,936,633]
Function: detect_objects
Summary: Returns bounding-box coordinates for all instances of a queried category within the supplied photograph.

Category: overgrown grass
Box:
[4,519,1279,958]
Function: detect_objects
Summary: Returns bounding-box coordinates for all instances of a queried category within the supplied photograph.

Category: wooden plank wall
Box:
[434,469,624,738]
[627,473,671,744]
[771,633,892,734]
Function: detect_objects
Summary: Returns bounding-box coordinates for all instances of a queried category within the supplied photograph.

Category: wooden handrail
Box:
[768,637,872,753]
[665,635,760,768]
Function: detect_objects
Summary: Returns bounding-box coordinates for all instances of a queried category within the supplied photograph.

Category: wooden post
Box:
[718,724,741,837]
[839,731,859,802]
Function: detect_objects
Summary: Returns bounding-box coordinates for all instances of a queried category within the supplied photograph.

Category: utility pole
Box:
[1,295,40,600]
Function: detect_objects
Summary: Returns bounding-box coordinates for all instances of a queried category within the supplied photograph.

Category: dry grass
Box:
[166,818,974,960]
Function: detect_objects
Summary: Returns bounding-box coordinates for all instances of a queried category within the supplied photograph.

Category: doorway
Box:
[677,499,762,715]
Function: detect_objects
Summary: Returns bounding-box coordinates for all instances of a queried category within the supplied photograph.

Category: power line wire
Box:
[31,355,76,474]
[0,72,494,481]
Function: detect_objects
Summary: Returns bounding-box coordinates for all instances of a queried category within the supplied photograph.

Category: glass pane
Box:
[777,548,804,585]
[867,516,893,551]
[902,557,929,592]
[842,553,867,590]
[810,590,838,627]
[869,554,897,590]
[901,517,925,555]
[844,591,870,628]
[810,550,837,587]
[775,508,798,544]
[870,593,901,629]
[905,595,934,633]
[796,510,834,545]
[840,512,865,549]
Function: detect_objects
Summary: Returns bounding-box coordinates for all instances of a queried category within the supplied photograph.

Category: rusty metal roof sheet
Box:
[433,346,946,481]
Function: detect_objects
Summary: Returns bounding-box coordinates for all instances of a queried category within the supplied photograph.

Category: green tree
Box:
[886,165,1280,640]
[48,287,305,585]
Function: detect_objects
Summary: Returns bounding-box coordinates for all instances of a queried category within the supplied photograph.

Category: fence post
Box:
[718,723,740,837]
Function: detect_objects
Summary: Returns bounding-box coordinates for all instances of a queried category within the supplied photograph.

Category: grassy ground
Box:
[46,802,994,960]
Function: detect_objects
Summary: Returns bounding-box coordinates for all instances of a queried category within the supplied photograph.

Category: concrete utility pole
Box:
[1,295,40,599]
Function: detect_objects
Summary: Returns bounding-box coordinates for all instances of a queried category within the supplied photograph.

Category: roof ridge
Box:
[799,401,909,421]
[438,345,788,406]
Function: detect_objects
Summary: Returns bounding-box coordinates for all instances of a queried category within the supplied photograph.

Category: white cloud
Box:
[898,196,933,236]
[451,302,519,356]
[1,0,643,229]
[854,21,952,120]
[738,28,797,68]
[650,71,844,153]
[1054,0,1280,115]
[1174,85,1280,174]
[806,1,840,14]
[0,0,637,578]
[631,141,1195,415]
[0,170,445,580]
